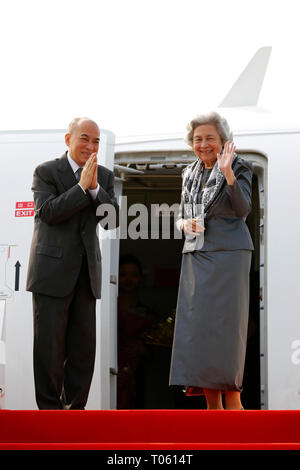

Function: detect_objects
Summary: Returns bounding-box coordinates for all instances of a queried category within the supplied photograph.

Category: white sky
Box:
[1,0,300,136]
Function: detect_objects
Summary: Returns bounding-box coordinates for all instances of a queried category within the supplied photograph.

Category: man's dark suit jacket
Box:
[26,152,119,299]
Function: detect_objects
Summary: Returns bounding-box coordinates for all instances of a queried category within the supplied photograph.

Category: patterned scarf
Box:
[181,154,238,217]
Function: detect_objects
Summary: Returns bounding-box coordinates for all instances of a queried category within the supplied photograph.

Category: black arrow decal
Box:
[15,261,21,291]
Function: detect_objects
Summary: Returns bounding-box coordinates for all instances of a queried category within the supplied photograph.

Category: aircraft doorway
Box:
[115,154,264,410]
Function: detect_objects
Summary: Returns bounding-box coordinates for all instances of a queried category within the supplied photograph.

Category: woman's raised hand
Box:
[217,141,236,185]
[217,141,235,175]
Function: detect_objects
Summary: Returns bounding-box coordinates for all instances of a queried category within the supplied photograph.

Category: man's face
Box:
[65,120,100,167]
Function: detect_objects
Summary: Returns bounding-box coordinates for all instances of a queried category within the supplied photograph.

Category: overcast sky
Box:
[1,0,299,136]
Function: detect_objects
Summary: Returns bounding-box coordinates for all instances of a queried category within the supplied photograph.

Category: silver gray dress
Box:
[169,157,254,392]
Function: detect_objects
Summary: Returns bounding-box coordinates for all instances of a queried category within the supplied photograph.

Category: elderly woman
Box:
[169,111,254,410]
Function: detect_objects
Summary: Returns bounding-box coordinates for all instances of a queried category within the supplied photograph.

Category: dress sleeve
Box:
[225,159,253,218]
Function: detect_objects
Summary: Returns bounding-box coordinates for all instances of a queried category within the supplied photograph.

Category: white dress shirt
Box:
[67,152,99,200]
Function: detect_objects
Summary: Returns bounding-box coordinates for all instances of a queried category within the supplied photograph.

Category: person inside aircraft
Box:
[169,111,254,410]
[117,254,154,409]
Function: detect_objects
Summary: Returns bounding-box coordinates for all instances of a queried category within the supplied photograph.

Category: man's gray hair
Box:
[67,117,99,134]
[185,111,233,147]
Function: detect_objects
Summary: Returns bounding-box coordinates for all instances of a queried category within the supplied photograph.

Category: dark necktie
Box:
[76,167,83,182]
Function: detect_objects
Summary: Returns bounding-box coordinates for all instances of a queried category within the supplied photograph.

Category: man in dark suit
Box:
[26,117,119,409]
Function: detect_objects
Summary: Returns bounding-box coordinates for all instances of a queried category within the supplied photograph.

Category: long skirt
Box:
[169,250,252,392]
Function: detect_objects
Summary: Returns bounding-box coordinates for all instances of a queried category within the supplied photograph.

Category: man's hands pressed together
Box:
[79,153,98,190]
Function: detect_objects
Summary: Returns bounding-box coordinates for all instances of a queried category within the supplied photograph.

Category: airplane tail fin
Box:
[219,47,272,108]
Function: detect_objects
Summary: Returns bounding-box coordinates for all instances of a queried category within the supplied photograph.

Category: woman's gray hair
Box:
[185,111,233,147]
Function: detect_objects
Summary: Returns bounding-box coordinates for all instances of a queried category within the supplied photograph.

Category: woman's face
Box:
[192,124,223,168]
